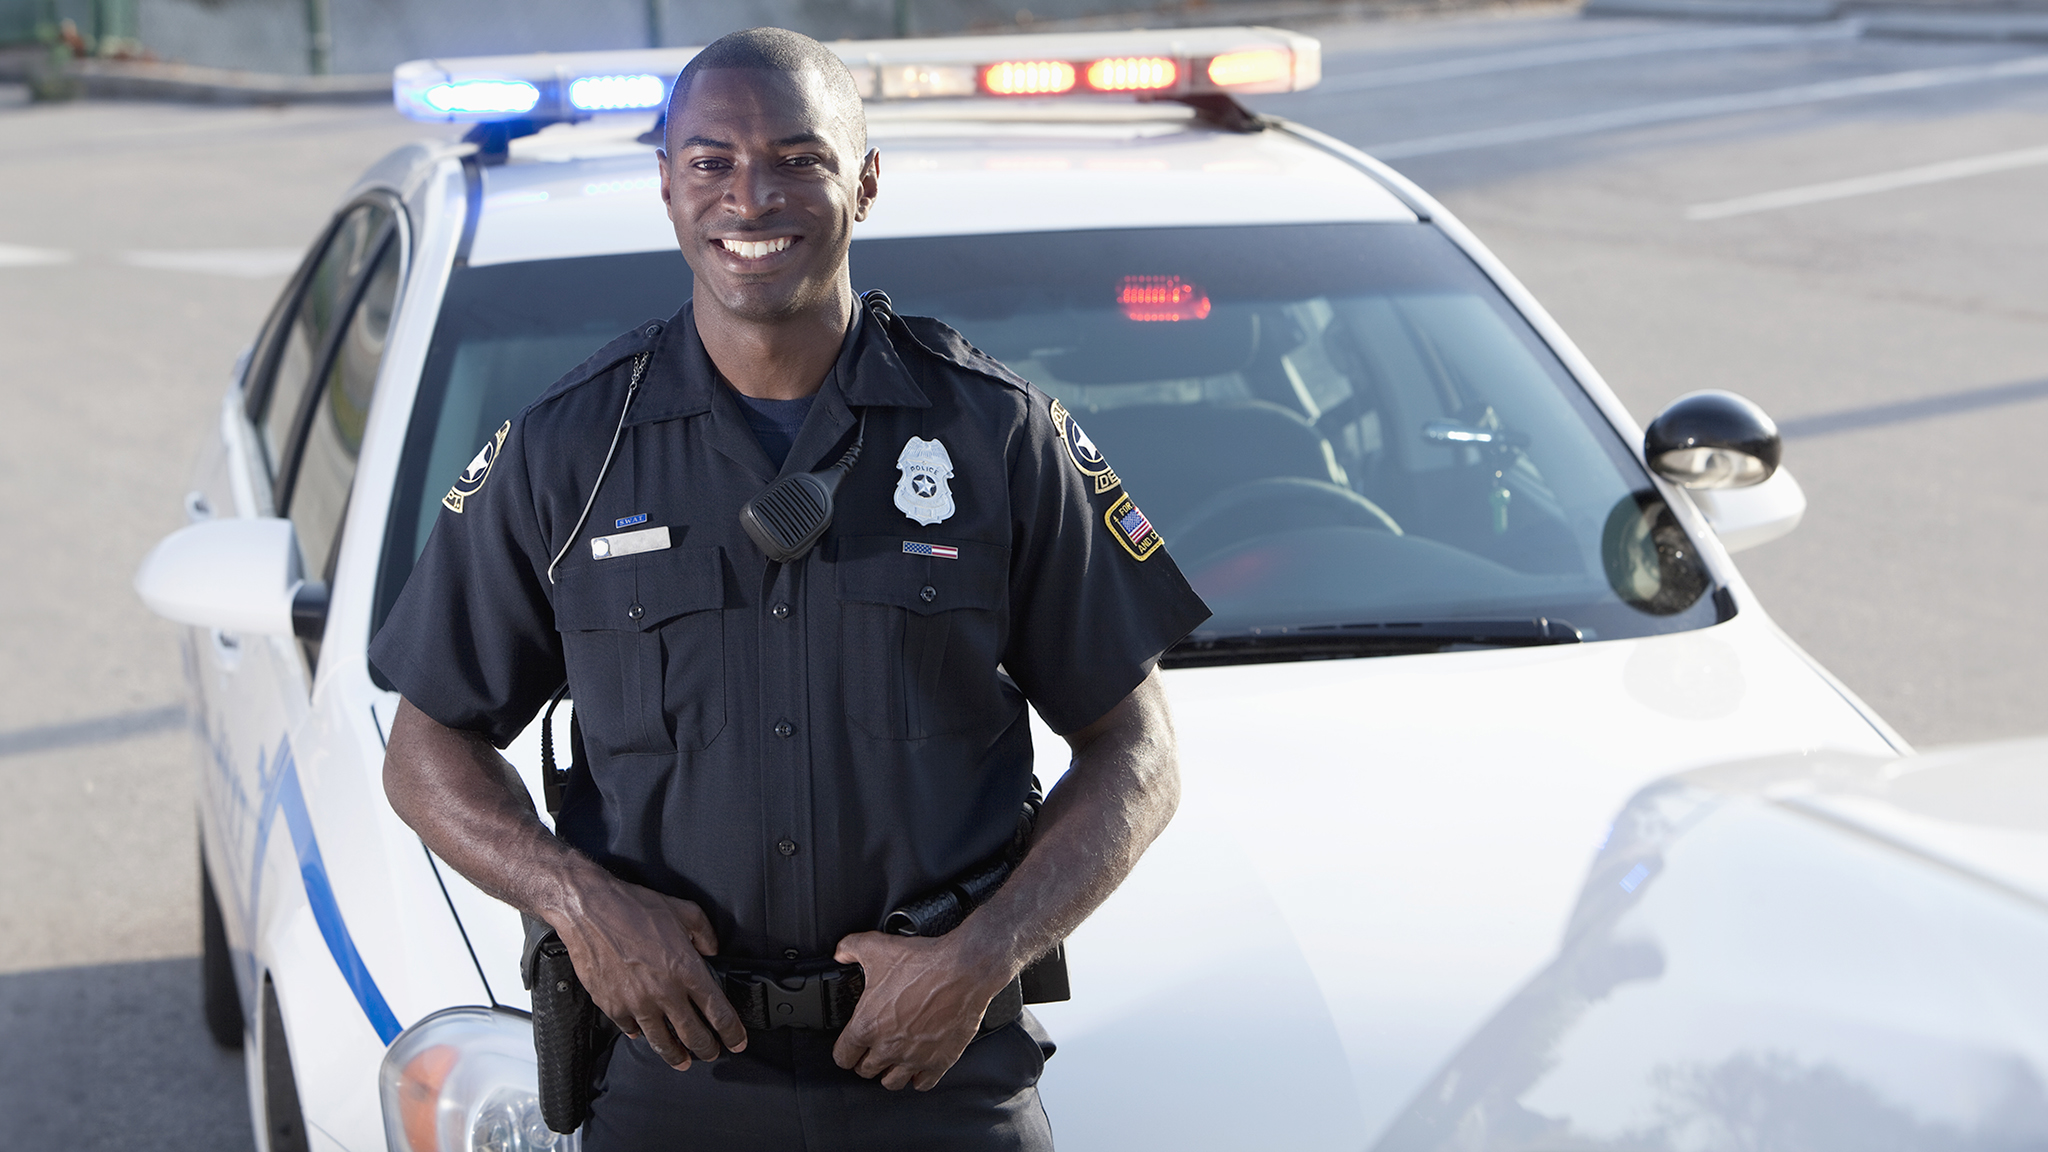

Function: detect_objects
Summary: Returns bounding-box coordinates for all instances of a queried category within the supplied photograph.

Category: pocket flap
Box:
[835,535,1007,616]
[554,546,727,632]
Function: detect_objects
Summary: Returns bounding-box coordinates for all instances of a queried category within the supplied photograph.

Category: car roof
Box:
[462,102,1418,268]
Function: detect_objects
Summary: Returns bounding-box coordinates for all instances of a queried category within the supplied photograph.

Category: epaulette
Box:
[862,291,1032,394]
[527,317,668,410]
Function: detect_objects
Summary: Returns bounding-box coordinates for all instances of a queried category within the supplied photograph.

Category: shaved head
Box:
[664,28,867,158]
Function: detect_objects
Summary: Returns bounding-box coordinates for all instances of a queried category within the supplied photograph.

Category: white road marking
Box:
[1316,20,1863,94]
[1366,53,2048,159]
[120,248,302,278]
[1687,142,2048,218]
[0,244,73,267]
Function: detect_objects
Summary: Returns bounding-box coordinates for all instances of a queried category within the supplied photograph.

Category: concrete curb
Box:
[0,55,387,104]
[1861,8,2048,38]
[1582,0,1839,19]
[1584,0,2048,39]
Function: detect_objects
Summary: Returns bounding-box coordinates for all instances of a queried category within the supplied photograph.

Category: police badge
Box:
[894,436,956,526]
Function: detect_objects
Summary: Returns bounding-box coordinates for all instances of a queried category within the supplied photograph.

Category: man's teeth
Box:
[721,237,793,259]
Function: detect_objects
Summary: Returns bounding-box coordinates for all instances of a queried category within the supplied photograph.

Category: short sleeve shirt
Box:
[371,300,1210,962]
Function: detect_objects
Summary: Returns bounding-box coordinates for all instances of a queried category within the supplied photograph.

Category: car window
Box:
[255,202,392,477]
[859,225,1721,645]
[374,226,1720,663]
[288,232,401,599]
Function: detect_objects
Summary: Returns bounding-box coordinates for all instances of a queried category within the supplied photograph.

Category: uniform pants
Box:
[582,1012,1056,1152]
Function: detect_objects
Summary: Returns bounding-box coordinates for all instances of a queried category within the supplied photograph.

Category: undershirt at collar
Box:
[733,393,814,472]
[725,302,865,472]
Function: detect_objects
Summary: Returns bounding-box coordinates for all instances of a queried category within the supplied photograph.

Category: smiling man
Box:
[372,27,1209,1152]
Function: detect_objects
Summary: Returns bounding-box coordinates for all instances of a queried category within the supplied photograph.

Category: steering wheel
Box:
[1170,477,1401,563]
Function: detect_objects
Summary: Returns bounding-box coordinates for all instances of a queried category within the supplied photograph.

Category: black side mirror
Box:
[291,581,329,641]
[1643,391,1781,490]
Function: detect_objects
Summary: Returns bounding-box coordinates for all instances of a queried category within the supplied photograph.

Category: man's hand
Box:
[555,879,749,1071]
[828,671,1181,1091]
[830,932,1012,1091]
[382,699,749,1071]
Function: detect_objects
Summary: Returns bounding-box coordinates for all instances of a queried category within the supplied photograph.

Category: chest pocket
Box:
[554,546,728,755]
[836,535,1009,741]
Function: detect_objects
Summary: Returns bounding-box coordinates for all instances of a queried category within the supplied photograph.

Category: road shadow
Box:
[0,958,253,1151]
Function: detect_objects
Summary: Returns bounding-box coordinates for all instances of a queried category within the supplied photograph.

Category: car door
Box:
[199,197,400,1004]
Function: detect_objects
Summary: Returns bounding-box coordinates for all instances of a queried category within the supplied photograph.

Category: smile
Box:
[717,236,795,260]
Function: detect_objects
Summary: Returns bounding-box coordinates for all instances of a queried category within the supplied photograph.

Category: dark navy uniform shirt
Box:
[371,298,1210,964]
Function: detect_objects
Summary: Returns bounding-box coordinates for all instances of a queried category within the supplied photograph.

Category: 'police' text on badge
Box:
[443,421,511,514]
[894,436,957,526]
[1049,399,1120,495]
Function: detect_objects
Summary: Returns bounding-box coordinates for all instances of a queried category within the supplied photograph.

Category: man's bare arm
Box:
[832,669,1180,1089]
[383,697,748,1067]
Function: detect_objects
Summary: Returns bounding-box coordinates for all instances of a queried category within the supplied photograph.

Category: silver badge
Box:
[894,436,956,526]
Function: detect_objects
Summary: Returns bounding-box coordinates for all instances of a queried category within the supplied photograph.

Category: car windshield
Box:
[376,223,1721,669]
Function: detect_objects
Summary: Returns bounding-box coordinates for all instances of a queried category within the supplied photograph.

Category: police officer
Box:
[374,27,1209,1152]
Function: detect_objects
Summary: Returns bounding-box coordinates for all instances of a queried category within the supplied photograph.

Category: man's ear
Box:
[853,147,880,223]
[657,150,675,211]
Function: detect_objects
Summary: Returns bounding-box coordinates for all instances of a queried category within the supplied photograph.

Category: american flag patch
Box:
[903,541,960,559]
[1118,505,1153,544]
[1105,493,1163,561]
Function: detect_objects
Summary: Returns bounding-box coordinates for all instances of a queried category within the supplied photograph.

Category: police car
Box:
[134,27,1903,1152]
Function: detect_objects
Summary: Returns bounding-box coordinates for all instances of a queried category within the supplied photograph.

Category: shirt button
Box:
[784,948,800,960]
[626,603,644,621]
[772,602,790,620]
[920,585,937,603]
[777,838,798,856]
[774,721,794,738]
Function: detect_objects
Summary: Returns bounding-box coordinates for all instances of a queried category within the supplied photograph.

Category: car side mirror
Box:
[1643,391,1780,490]
[134,517,326,640]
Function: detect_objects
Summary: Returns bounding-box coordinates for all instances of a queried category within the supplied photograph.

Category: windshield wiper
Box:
[1164,618,1581,668]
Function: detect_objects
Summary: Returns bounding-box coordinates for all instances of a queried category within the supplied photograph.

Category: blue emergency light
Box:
[392,28,1320,126]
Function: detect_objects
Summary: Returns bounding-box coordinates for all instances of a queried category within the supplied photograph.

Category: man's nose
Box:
[725,160,784,218]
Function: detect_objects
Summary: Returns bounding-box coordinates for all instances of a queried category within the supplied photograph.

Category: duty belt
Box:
[713,960,1024,1036]
[715,962,866,1032]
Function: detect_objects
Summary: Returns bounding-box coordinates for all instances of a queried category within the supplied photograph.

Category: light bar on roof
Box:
[568,73,666,111]
[393,27,1320,125]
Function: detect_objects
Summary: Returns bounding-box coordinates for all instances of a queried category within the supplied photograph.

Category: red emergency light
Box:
[1119,276,1212,322]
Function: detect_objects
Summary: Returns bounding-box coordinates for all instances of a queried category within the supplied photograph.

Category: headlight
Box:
[379,1007,578,1152]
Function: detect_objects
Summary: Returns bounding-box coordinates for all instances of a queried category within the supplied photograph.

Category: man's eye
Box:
[785,155,820,167]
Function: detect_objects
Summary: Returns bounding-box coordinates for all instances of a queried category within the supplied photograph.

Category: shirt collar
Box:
[628,297,928,428]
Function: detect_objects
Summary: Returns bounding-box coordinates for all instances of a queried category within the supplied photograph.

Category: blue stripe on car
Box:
[256,738,403,1045]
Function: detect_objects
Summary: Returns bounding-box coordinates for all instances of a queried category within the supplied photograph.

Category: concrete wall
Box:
[128,0,1185,75]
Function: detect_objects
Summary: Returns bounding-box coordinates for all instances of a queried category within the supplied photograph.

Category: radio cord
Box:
[547,352,649,586]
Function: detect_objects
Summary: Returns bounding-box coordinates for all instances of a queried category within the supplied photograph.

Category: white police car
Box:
[135,27,1903,1152]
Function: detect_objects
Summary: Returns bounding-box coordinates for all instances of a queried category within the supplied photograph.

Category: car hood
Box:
[1369,737,2048,1151]
[1030,611,1899,1150]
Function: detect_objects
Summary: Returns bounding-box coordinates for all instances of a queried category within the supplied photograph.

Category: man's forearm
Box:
[384,697,612,930]
[953,671,1181,981]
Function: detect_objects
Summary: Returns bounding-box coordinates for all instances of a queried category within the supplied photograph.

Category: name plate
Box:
[591,525,670,560]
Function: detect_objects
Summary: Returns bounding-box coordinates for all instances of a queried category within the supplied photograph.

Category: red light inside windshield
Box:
[983,60,1077,95]
[1119,276,1211,322]
[1086,56,1177,92]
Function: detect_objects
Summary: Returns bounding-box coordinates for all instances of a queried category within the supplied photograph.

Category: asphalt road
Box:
[1,11,2044,1146]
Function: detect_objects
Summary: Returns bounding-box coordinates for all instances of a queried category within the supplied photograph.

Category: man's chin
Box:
[702,279,841,325]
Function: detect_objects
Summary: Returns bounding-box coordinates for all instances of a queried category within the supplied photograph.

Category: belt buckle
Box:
[755,972,830,1031]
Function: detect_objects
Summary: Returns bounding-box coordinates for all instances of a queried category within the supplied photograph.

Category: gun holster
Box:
[522,914,617,1135]
[526,689,611,1135]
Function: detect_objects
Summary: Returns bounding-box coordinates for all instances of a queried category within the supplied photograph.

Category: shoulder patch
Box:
[1048,399,1121,495]
[443,420,510,513]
